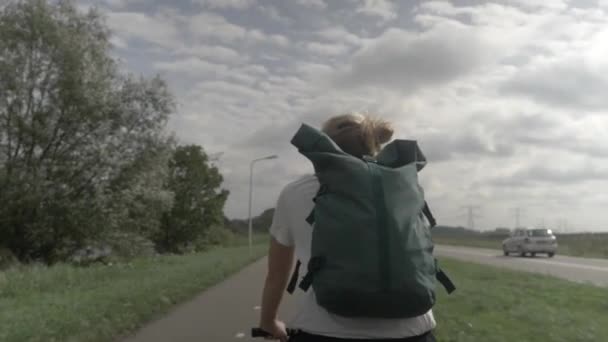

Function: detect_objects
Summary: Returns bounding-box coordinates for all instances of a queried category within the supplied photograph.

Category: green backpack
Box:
[286,123,455,319]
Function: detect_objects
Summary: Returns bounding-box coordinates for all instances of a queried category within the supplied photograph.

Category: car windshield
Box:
[528,229,553,237]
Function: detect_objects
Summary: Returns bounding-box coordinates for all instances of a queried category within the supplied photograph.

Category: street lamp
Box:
[248,155,278,255]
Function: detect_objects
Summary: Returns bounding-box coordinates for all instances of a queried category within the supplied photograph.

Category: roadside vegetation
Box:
[0,240,268,342]
[434,257,608,342]
[0,0,264,269]
[0,2,273,341]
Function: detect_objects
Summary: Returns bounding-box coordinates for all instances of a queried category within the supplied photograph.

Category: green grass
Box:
[0,243,268,342]
[3,234,606,342]
[434,258,608,342]
[433,236,501,250]
[433,233,608,259]
[226,232,271,247]
[552,233,608,258]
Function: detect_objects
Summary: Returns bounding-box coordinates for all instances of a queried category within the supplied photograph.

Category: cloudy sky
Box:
[82,0,608,232]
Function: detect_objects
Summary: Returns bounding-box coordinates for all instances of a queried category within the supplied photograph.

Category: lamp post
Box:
[248,155,278,255]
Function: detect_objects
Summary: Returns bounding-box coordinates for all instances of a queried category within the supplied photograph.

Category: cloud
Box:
[295,62,334,79]
[188,12,247,42]
[174,45,249,65]
[155,58,229,75]
[109,35,128,49]
[95,0,148,9]
[101,0,608,231]
[317,27,362,46]
[306,42,350,56]
[504,114,608,159]
[192,0,256,10]
[188,12,290,47]
[194,80,266,101]
[506,0,568,11]
[501,56,608,111]
[491,163,608,187]
[333,22,496,93]
[106,11,180,48]
[296,0,328,10]
[420,128,515,163]
[100,0,127,8]
[257,5,291,25]
[356,0,398,22]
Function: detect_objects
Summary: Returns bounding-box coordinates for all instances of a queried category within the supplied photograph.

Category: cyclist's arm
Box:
[260,237,294,327]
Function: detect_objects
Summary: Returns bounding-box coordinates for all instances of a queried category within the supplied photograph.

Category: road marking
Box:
[235,332,245,339]
[253,306,261,310]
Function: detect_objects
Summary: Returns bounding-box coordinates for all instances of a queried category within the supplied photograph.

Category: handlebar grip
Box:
[251,328,298,338]
[251,328,271,338]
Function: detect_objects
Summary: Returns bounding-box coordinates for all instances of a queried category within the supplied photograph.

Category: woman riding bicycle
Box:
[258,113,437,342]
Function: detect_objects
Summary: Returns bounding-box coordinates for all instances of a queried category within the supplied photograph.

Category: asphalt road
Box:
[434,245,608,287]
[121,257,296,342]
[121,245,608,342]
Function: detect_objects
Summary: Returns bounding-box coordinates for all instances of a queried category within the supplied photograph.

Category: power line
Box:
[461,205,481,230]
[510,207,526,229]
[556,218,570,233]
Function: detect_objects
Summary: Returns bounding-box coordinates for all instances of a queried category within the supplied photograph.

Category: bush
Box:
[65,232,157,266]
[0,248,18,270]
[103,232,157,260]
[69,245,113,267]
[195,225,235,251]
[0,0,174,263]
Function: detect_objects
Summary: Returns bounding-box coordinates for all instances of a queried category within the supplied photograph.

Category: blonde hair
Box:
[322,113,394,158]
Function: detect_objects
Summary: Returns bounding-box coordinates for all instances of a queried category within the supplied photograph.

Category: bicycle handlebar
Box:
[251,328,299,338]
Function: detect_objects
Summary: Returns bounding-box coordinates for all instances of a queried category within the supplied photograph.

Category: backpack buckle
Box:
[299,256,326,291]
[362,155,376,163]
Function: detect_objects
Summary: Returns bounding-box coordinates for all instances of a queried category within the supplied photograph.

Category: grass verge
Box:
[0,243,268,342]
[434,257,608,342]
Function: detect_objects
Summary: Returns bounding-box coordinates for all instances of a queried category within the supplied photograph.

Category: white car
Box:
[502,228,558,257]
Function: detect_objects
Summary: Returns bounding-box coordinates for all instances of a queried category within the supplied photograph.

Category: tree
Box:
[227,208,275,233]
[0,0,174,262]
[156,145,229,253]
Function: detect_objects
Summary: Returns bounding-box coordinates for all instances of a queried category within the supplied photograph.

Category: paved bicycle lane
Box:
[121,257,296,342]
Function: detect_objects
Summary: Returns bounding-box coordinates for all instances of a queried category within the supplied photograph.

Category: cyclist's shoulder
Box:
[282,174,319,194]
[276,174,319,208]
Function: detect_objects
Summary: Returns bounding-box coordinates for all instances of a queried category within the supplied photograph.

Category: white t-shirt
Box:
[269,174,436,339]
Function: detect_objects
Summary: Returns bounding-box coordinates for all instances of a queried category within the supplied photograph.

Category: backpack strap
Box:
[305,184,329,226]
[437,268,456,294]
[423,201,437,228]
[286,260,301,294]
[287,256,327,294]
[305,211,315,226]
[298,256,326,291]
[435,259,456,294]
[289,182,326,293]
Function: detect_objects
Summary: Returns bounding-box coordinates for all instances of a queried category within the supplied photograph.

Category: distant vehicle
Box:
[502,228,558,257]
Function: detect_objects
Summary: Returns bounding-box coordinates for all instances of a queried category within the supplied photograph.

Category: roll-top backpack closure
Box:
[290,123,344,155]
[291,123,370,176]
[376,140,427,171]
[291,123,427,171]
